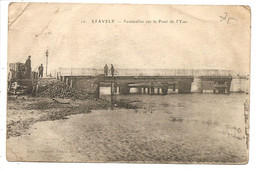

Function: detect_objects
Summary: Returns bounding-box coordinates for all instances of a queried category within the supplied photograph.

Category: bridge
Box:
[99,75,195,95]
[56,67,233,77]
[55,68,248,98]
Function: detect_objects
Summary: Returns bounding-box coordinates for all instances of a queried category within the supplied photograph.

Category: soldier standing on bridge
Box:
[104,64,108,76]
[110,64,115,77]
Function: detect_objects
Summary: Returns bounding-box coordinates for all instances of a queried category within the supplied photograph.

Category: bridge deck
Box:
[99,75,194,83]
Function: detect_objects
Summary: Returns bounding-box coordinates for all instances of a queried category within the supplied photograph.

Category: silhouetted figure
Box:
[110,64,114,77]
[38,64,44,78]
[104,64,108,76]
[25,55,31,78]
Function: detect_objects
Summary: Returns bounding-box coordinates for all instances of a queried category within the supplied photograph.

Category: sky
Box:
[8,3,250,74]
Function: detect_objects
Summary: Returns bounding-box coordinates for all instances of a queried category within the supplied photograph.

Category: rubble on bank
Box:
[37,79,93,100]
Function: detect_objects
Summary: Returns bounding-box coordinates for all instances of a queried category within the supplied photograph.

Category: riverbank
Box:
[6,96,111,138]
[6,93,249,163]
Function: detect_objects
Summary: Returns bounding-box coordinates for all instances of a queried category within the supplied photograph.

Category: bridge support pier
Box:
[95,82,100,99]
[162,86,168,95]
[150,87,155,95]
[69,78,73,88]
[200,76,232,94]
[148,87,153,95]
[136,87,142,94]
[114,83,118,93]
[177,81,192,93]
[65,77,69,86]
[173,83,176,92]
[119,83,130,94]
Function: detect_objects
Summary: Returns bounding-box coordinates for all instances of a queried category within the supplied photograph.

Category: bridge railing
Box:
[58,67,234,77]
[58,67,104,76]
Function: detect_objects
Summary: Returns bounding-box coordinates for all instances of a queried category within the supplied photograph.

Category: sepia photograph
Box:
[6,3,250,164]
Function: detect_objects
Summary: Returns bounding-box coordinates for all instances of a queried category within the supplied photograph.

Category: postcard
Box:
[7,3,250,164]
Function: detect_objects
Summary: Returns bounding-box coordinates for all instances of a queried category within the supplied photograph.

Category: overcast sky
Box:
[8,3,250,74]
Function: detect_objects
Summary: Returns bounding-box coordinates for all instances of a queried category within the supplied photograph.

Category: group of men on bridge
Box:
[104,64,115,77]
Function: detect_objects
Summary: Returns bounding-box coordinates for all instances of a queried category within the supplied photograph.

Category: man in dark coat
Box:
[110,64,115,77]
[38,64,44,78]
[25,55,31,77]
[104,64,108,76]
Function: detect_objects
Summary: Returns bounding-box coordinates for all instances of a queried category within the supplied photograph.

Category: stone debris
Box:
[38,79,92,100]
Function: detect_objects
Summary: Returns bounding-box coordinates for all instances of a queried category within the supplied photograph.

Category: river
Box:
[7,91,249,163]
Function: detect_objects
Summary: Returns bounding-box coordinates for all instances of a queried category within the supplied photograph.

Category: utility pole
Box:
[111,81,114,110]
[45,49,49,77]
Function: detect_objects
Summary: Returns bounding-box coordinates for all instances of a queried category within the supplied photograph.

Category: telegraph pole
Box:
[111,81,114,110]
[45,49,49,77]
